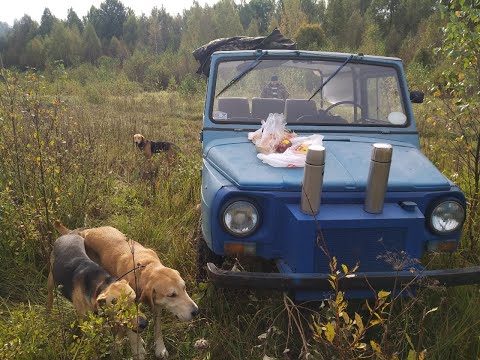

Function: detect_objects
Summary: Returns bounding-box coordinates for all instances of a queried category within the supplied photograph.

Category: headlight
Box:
[429,200,465,234]
[222,200,259,237]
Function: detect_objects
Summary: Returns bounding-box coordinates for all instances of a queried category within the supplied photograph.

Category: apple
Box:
[276,139,292,153]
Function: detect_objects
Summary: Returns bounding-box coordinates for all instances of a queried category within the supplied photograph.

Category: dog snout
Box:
[137,316,148,332]
[191,305,199,317]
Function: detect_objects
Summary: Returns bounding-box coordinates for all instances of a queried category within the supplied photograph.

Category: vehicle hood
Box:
[204,137,451,192]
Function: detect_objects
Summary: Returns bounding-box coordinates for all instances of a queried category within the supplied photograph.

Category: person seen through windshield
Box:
[261,75,289,99]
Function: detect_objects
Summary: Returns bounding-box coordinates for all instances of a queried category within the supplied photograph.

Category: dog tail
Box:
[53,220,71,235]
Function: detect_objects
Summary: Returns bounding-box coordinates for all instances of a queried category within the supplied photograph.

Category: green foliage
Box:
[0,293,144,360]
[300,0,326,24]
[0,66,119,264]
[178,73,205,96]
[431,0,480,251]
[295,23,326,50]
[68,62,98,85]
[248,0,275,33]
[68,293,142,359]
[245,19,261,36]
[180,3,217,51]
[24,36,46,69]
[345,9,364,50]
[66,8,84,33]
[45,22,82,67]
[212,0,244,37]
[82,23,102,64]
[309,257,391,359]
[0,0,450,84]
[123,14,138,51]
[280,0,308,38]
[86,0,127,40]
[3,15,38,67]
[359,21,386,56]
[38,8,57,37]
[124,49,152,83]
[123,50,193,91]
[0,304,63,360]
[401,12,445,70]
[0,69,65,263]
[323,0,349,47]
[109,36,129,62]
[148,7,183,54]
[83,83,107,104]
[0,21,10,39]
[144,61,171,91]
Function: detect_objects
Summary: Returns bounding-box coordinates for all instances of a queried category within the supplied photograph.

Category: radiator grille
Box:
[315,228,407,272]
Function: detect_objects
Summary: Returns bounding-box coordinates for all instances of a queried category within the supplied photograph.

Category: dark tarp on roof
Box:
[192,28,296,77]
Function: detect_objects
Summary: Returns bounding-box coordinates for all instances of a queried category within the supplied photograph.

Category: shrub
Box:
[178,73,205,97]
[144,61,170,91]
[69,63,98,86]
[83,83,106,104]
[295,24,326,50]
[124,50,153,83]
[68,293,143,359]
[0,304,63,360]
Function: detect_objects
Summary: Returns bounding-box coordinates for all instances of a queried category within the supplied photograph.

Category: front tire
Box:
[195,220,223,282]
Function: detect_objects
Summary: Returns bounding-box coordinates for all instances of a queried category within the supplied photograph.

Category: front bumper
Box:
[207,263,480,291]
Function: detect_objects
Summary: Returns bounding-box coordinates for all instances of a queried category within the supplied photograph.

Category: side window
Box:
[366,76,405,124]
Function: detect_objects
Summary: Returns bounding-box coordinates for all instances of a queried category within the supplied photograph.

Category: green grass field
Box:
[0,69,479,360]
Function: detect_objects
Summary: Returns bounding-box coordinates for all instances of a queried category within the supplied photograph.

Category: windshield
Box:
[211,58,407,126]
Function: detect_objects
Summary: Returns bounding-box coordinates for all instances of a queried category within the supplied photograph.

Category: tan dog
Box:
[47,234,148,359]
[55,222,198,359]
[133,133,177,160]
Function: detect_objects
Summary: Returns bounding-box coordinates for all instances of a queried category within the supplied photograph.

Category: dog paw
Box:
[155,347,169,359]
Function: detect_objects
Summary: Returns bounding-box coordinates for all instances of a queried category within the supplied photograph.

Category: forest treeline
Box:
[0,0,468,90]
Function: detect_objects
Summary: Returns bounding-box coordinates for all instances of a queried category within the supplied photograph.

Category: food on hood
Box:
[292,143,310,154]
[276,139,293,153]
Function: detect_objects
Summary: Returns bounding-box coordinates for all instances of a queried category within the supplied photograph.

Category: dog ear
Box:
[139,283,156,309]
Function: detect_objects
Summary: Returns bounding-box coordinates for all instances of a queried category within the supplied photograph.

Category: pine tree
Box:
[83,23,102,63]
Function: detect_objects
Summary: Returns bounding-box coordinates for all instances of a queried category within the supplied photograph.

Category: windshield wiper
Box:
[308,54,354,101]
[215,51,267,98]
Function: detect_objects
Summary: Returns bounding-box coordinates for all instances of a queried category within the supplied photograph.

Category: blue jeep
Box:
[197,50,480,299]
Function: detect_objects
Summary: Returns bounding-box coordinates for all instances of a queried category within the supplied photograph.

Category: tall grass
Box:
[0,68,478,359]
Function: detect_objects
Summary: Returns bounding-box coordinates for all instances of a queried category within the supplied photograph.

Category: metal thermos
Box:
[301,145,325,215]
[364,143,393,214]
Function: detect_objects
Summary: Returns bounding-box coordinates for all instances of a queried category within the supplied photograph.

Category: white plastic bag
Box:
[248,113,286,154]
[257,134,324,167]
[257,149,307,167]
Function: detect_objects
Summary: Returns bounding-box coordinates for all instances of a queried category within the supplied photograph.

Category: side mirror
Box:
[410,91,424,103]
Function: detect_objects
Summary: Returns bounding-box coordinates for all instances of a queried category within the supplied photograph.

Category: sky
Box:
[0,0,220,26]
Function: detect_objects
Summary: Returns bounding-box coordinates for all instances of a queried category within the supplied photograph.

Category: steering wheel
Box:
[325,100,363,113]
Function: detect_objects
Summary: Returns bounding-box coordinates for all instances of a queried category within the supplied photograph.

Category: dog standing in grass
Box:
[133,133,178,180]
[133,133,177,160]
[54,222,198,359]
[47,234,148,359]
